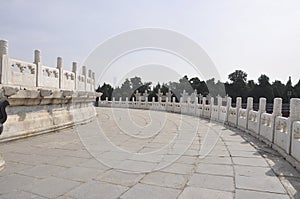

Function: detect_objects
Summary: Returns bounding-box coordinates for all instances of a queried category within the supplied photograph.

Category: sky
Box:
[1,0,300,87]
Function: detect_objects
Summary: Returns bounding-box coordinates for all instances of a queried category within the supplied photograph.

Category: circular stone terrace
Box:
[0,107,299,199]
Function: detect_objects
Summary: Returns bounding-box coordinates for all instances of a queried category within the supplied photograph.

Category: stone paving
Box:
[0,107,299,198]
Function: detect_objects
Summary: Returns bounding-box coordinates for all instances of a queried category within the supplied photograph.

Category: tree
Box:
[130,76,142,90]
[272,80,285,98]
[294,80,300,98]
[255,74,274,102]
[227,70,248,101]
[284,76,294,103]
[96,83,113,100]
[228,70,247,83]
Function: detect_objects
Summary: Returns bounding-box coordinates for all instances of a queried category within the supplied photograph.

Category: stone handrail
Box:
[0,40,101,141]
[99,96,300,171]
[0,40,95,92]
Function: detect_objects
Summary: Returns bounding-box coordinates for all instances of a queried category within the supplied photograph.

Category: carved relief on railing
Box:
[238,109,247,119]
[220,106,227,113]
[293,122,300,139]
[261,113,272,127]
[229,107,237,116]
[249,110,258,122]
[275,117,288,133]
[8,59,36,87]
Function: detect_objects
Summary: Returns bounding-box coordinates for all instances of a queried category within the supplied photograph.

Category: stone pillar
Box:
[0,40,8,56]
[226,97,232,123]
[236,97,242,125]
[152,97,155,102]
[72,62,77,90]
[119,97,122,102]
[92,72,95,91]
[256,97,267,135]
[0,40,7,170]
[34,50,42,87]
[57,57,63,89]
[82,66,87,91]
[247,97,253,110]
[287,98,300,153]
[210,97,214,119]
[246,97,253,129]
[217,96,222,121]
[273,98,282,117]
[0,40,9,84]
[202,97,206,116]
[259,98,267,113]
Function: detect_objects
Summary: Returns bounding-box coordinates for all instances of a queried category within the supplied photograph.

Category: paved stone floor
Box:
[0,107,300,199]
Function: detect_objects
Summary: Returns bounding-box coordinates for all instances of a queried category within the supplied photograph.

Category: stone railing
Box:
[99,95,300,171]
[0,40,100,143]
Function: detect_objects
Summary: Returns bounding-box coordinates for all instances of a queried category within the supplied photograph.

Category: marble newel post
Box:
[34,50,42,87]
[82,66,87,91]
[217,96,222,121]
[0,40,9,84]
[226,97,232,123]
[236,97,242,125]
[246,97,253,129]
[72,62,77,90]
[57,57,63,89]
[0,40,10,171]
[288,99,300,153]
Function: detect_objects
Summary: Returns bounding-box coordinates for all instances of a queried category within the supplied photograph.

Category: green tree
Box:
[294,80,300,98]
[227,70,248,101]
[96,83,113,100]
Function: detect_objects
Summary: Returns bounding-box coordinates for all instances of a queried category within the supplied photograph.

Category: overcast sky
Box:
[1,0,300,86]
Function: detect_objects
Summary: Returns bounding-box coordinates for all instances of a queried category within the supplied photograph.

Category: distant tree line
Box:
[96,70,300,103]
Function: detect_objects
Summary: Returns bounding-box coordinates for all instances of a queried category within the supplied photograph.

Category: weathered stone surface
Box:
[235,189,289,199]
[188,173,234,191]
[120,183,181,199]
[179,187,233,199]
[0,107,297,198]
[3,86,19,96]
[67,181,128,199]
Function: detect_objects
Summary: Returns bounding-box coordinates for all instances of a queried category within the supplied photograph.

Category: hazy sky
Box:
[1,0,300,86]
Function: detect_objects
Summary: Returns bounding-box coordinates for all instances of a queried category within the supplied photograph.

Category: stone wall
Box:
[99,95,300,171]
[0,40,100,142]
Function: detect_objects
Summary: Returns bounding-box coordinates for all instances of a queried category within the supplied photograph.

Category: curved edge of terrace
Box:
[98,96,300,173]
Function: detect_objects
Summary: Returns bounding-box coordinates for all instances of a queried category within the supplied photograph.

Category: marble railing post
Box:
[88,69,92,92]
[82,66,87,91]
[202,97,206,116]
[236,97,242,125]
[259,98,267,113]
[145,95,148,102]
[217,96,222,121]
[288,98,300,153]
[273,98,282,117]
[0,40,9,84]
[57,57,63,89]
[210,97,214,118]
[72,62,77,90]
[92,72,95,91]
[246,97,253,129]
[34,50,42,87]
[226,97,232,123]
[257,97,267,134]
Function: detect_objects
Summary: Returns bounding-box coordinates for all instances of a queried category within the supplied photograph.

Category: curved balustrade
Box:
[99,96,300,171]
